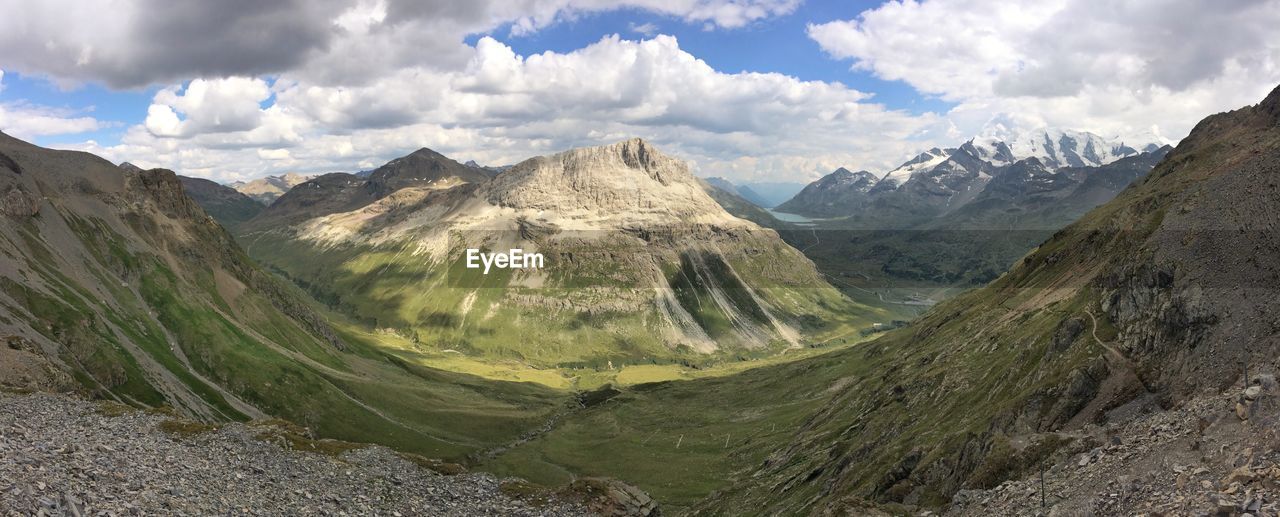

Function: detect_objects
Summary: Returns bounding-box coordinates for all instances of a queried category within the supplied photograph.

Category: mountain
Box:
[491,84,1280,515]
[874,147,954,192]
[244,147,491,230]
[739,181,807,208]
[367,147,490,197]
[177,175,264,231]
[698,177,783,228]
[0,130,570,461]
[704,177,773,208]
[774,167,879,217]
[776,128,1163,220]
[240,138,879,367]
[703,177,772,211]
[947,147,1172,229]
[229,172,313,205]
[784,147,1169,289]
[464,159,512,177]
[765,129,1169,292]
[969,127,1164,169]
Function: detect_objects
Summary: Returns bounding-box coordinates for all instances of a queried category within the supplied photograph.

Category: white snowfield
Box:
[871,127,1168,192]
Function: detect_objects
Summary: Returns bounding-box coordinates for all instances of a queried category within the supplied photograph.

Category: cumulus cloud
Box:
[71,35,948,182]
[0,102,104,140]
[0,0,801,88]
[1,68,106,139]
[15,0,1280,186]
[808,0,1280,140]
[145,78,274,137]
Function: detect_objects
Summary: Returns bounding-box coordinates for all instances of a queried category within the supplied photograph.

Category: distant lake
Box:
[766,209,818,225]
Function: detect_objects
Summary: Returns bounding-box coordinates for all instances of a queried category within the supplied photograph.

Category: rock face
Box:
[483,138,727,220]
[242,138,870,366]
[0,391,591,516]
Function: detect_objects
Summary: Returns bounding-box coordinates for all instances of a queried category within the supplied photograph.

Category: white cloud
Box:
[629,22,659,36]
[23,0,1280,187]
[808,0,1280,141]
[0,0,801,88]
[0,102,104,140]
[68,35,950,183]
[144,77,274,138]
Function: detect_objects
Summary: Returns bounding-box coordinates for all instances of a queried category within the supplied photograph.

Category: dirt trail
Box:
[1084,310,1134,369]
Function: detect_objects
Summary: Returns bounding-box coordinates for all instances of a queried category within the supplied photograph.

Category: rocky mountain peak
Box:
[366,146,490,197]
[480,138,729,219]
[960,137,1016,166]
[1259,83,1280,122]
[820,168,876,189]
[118,162,144,173]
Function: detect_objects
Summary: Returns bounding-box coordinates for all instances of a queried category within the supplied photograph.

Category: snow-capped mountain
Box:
[771,127,1170,221]
[967,128,1161,169]
[874,147,955,191]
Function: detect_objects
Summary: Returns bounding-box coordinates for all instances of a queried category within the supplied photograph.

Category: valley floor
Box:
[0,391,594,516]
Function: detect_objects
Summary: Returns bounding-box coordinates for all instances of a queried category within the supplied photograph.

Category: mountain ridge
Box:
[776,128,1165,219]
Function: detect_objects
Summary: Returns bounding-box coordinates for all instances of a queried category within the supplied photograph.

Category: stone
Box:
[1223,467,1255,485]
[1244,386,1262,400]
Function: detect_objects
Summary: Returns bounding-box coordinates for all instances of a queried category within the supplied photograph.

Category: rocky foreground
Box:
[949,375,1280,516]
[0,391,599,516]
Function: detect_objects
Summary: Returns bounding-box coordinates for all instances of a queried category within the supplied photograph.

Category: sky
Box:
[0,0,1278,184]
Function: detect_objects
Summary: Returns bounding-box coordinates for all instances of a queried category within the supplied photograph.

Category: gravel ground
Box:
[0,391,594,516]
[949,378,1280,517]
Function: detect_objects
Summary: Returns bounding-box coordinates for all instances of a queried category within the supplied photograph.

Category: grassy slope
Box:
[481,280,1105,511]
[1,213,570,460]
[242,229,890,372]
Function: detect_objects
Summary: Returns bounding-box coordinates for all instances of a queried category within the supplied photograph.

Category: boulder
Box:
[0,185,39,217]
[568,478,660,517]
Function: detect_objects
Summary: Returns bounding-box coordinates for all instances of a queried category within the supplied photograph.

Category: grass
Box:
[477,281,1110,512]
[242,229,891,372]
[158,419,221,439]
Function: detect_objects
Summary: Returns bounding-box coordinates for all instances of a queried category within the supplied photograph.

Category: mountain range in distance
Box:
[228,173,314,205]
[775,127,1170,220]
[703,177,803,208]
